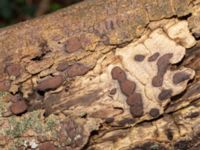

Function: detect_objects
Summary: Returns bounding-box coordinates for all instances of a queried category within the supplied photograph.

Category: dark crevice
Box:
[135,114,165,127]
[36,90,45,97]
[114,40,133,48]
[170,89,187,102]
[129,141,167,150]
[193,33,200,40]
[170,53,190,71]
[186,46,200,55]
[31,41,52,61]
[82,130,100,150]
[31,52,47,61]
[178,13,192,20]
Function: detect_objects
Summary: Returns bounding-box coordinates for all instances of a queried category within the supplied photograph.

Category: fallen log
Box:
[0,0,200,149]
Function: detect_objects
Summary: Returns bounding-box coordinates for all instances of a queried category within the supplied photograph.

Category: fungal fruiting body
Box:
[110,20,195,119]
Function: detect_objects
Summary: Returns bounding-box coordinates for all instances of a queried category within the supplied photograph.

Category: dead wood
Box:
[0,0,200,150]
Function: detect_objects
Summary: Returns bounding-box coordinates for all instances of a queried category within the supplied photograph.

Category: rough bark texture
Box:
[1,0,200,149]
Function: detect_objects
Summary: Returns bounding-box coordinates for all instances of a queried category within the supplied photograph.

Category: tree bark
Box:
[0,0,200,150]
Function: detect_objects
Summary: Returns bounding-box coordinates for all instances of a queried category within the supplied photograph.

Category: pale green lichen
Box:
[0,92,9,117]
[0,92,60,149]
[150,144,159,150]
[8,139,24,150]
[5,111,59,138]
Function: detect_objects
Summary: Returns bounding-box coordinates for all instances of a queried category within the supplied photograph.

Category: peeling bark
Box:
[0,0,200,150]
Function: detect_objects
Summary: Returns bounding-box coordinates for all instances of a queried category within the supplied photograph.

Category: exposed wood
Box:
[0,0,200,150]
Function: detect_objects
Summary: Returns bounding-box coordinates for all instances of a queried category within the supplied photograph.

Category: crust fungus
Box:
[64,37,82,53]
[5,63,21,77]
[10,100,28,115]
[0,19,195,137]
[39,142,57,150]
[65,63,91,78]
[110,21,196,119]
[148,52,160,62]
[36,75,64,92]
[0,80,11,92]
[111,66,126,82]
[111,66,144,118]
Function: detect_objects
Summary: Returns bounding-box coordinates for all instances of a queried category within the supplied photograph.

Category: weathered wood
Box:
[0,0,200,150]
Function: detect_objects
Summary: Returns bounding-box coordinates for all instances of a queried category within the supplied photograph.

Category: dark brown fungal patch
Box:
[165,128,173,140]
[101,35,110,45]
[186,112,199,119]
[127,93,142,106]
[79,34,92,48]
[111,67,144,118]
[5,63,21,77]
[93,22,106,36]
[10,94,22,103]
[56,62,69,72]
[128,93,144,117]
[39,142,57,150]
[152,76,163,88]
[100,130,129,143]
[149,108,160,118]
[117,118,135,126]
[134,54,145,62]
[158,89,172,100]
[110,88,117,95]
[173,134,200,150]
[152,53,173,87]
[43,93,62,116]
[105,18,116,31]
[174,140,190,150]
[36,75,64,92]
[130,142,167,150]
[111,66,126,82]
[66,63,90,78]
[120,80,136,96]
[10,100,28,115]
[148,52,160,62]
[64,37,82,53]
[0,80,11,91]
[173,72,190,84]
[105,117,114,124]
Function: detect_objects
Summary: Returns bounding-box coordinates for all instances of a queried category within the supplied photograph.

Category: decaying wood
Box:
[1,0,200,149]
